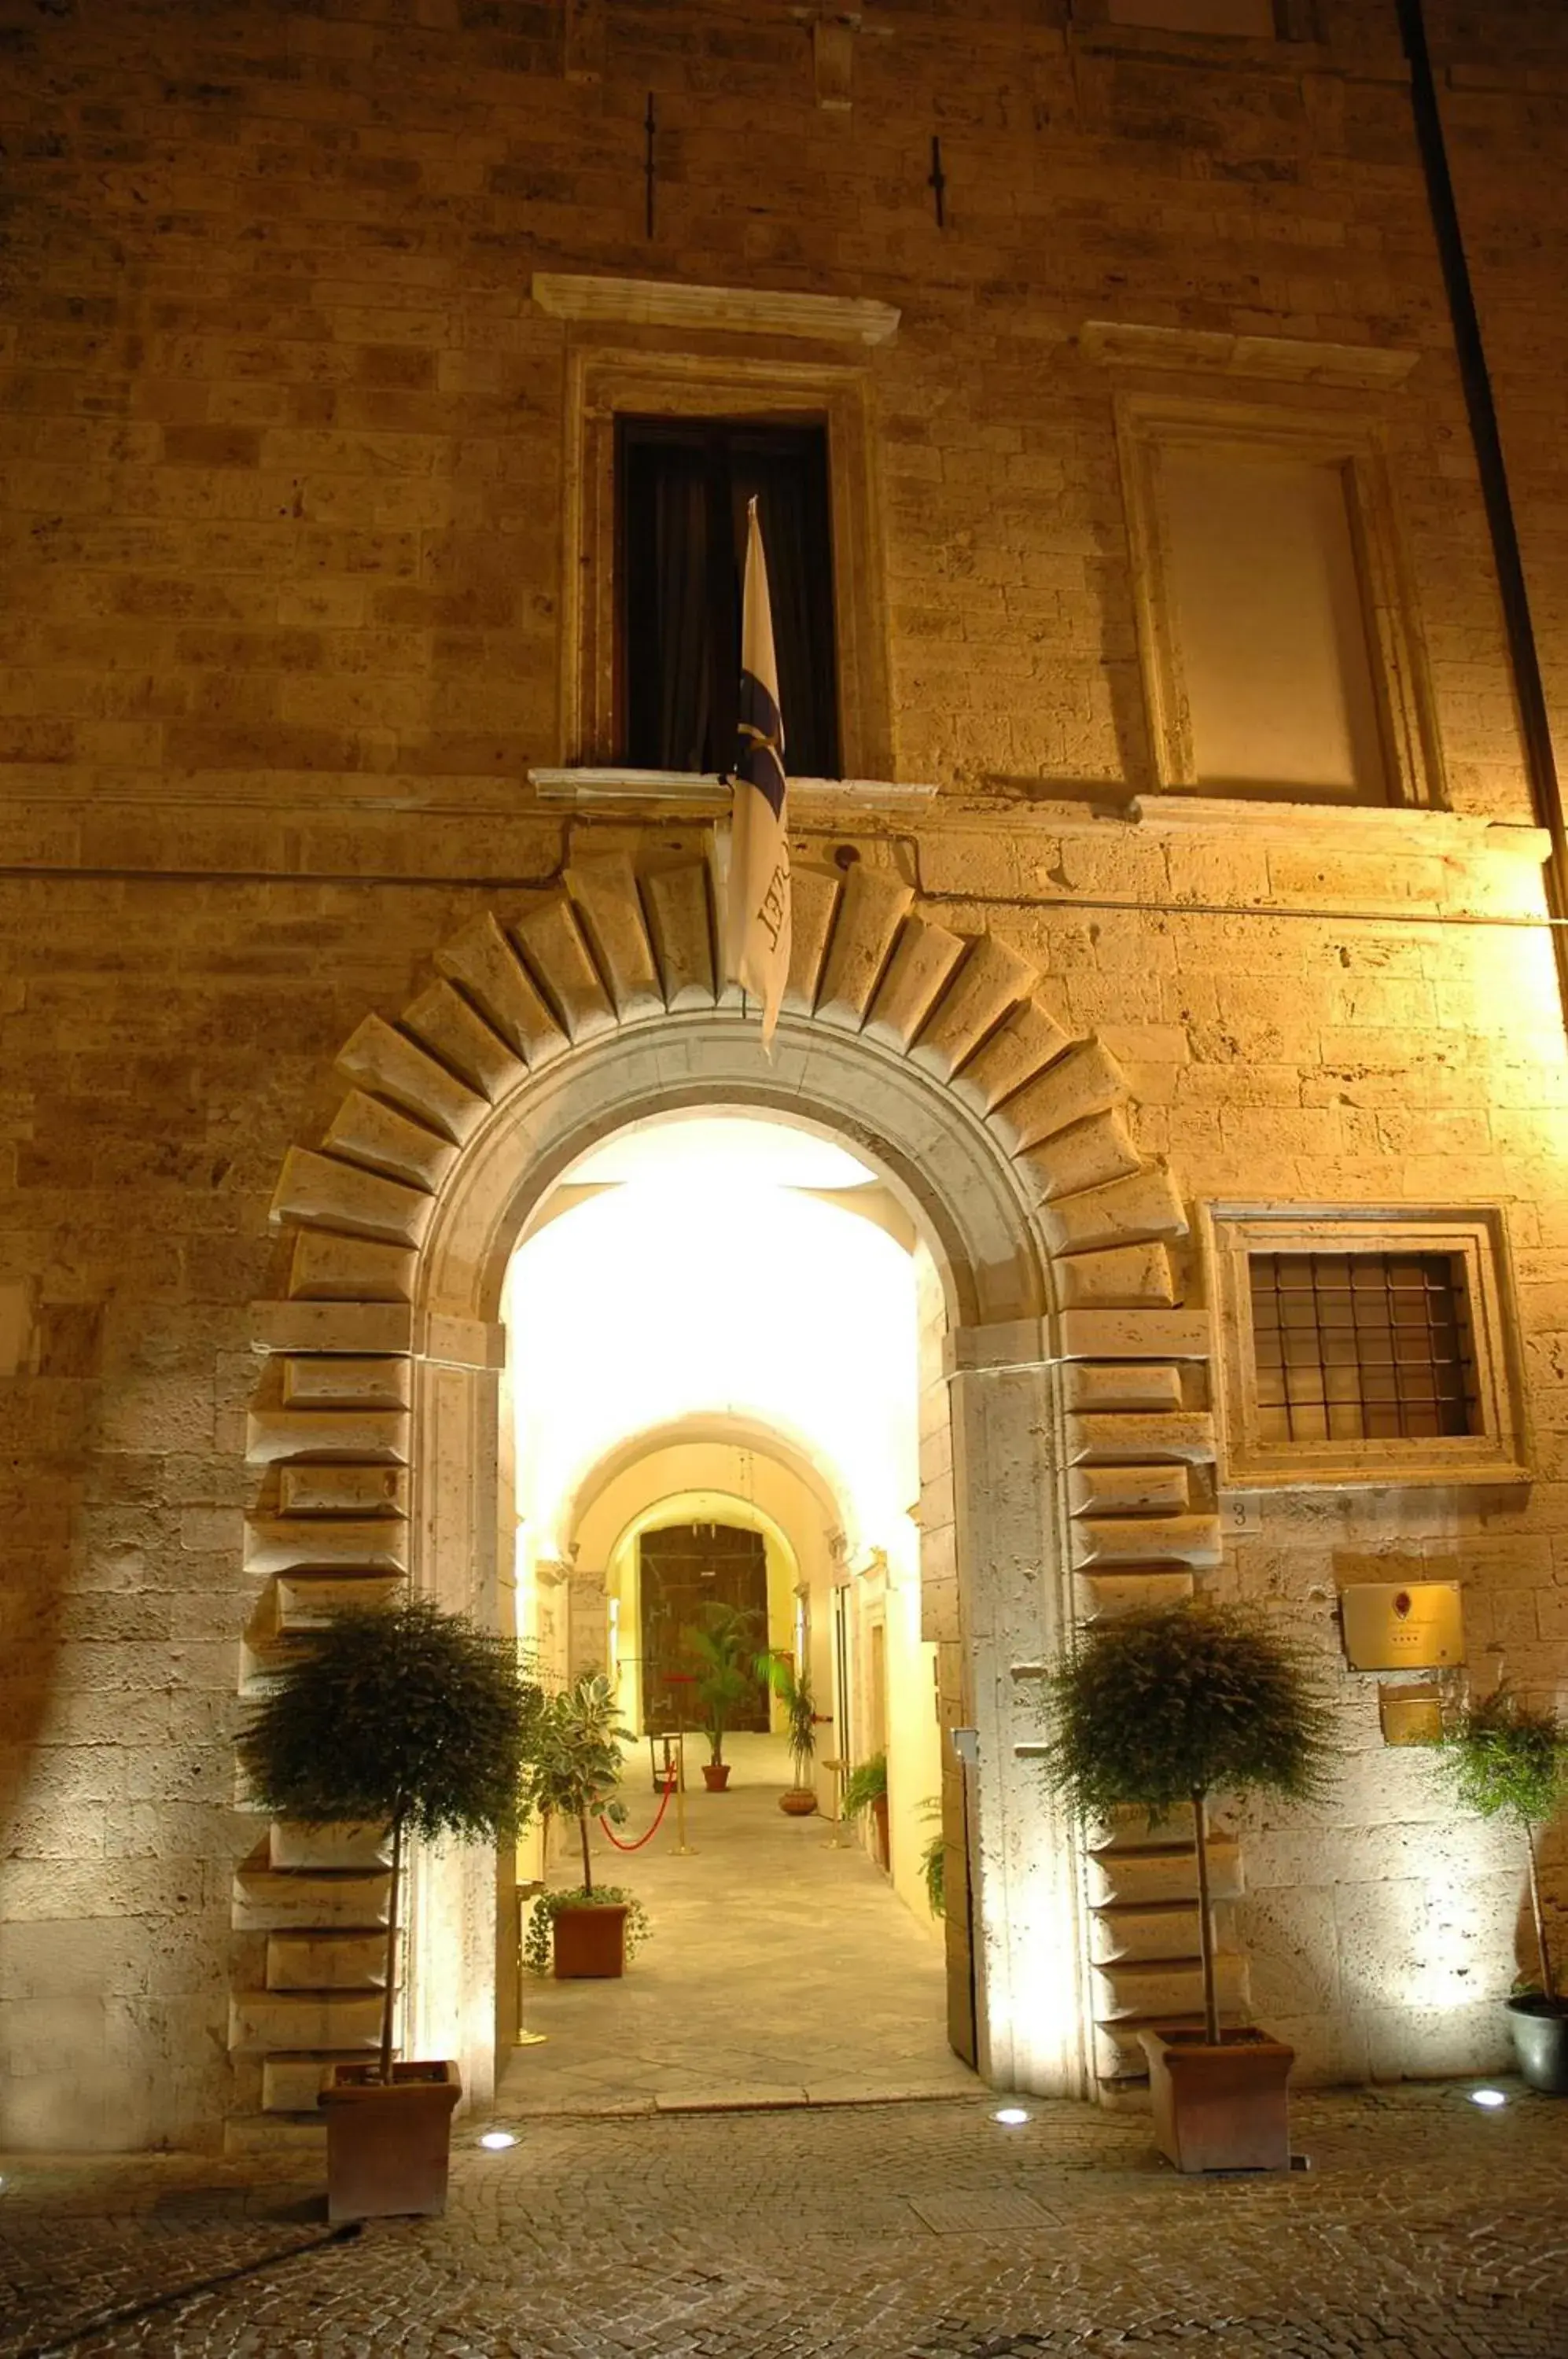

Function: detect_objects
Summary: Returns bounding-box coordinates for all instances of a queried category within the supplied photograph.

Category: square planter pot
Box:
[1139,2026,1294,2173]
[320,2059,462,2223]
[552,1901,629,1978]
[1507,1993,1568,2092]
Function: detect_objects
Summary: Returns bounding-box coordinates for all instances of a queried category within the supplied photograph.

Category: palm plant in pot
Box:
[1038,1598,1334,2173]
[841,1750,890,1868]
[1427,1685,1568,2092]
[519,1670,650,1979]
[683,1603,763,1791]
[237,1596,543,2222]
[760,1651,818,1814]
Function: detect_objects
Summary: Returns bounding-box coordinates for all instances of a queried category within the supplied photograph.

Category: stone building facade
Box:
[2,0,1567,2152]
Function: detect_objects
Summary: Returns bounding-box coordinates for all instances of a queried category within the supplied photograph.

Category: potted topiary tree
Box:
[683,1603,764,1791]
[1427,1685,1568,2092]
[760,1651,818,1815]
[519,1670,650,1978]
[237,1595,543,2222]
[1037,1598,1334,2173]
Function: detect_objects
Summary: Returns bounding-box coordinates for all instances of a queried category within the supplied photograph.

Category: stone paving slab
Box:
[2,2083,1566,2357]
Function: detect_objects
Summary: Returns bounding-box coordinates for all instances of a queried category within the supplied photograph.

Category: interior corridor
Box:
[495,1735,978,2117]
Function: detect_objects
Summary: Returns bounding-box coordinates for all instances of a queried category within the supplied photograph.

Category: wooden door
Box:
[639,1524,770,1735]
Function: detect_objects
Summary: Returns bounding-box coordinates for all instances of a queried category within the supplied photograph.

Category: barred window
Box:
[1209,1209,1523,1490]
[1249,1252,1480,1444]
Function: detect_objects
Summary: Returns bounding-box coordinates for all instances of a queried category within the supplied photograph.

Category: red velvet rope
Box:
[598,1772,676,1852]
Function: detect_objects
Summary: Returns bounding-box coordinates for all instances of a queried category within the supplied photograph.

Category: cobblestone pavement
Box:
[2,2082,1566,2357]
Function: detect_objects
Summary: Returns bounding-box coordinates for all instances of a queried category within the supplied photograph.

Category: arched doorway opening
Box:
[239,855,1205,2146]
[494,1110,955,2101]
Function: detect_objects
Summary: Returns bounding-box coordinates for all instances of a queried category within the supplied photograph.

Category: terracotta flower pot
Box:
[701,1761,731,1792]
[870,1790,890,1868]
[551,1901,629,1978]
[778,1787,818,1816]
[1139,2026,1294,2173]
[320,2059,462,2223]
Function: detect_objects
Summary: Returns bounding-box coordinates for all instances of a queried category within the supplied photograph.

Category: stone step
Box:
[230,1990,383,2052]
[951,996,1067,1115]
[1064,1411,1216,1464]
[266,1932,386,1993]
[273,1573,403,1633]
[336,1012,488,1143]
[1068,1463,1191,1518]
[436,909,570,1067]
[283,1356,413,1410]
[1088,1900,1237,1966]
[816,866,914,1027]
[245,1517,409,1576]
[246,1406,408,1466]
[910,934,1036,1080]
[325,1090,459,1193]
[1014,1109,1141,1205]
[403,977,525,1099]
[233,1860,390,1933]
[513,895,617,1042]
[567,855,664,1021]
[1091,1952,1248,2025]
[1088,1835,1243,1908]
[272,1147,435,1250]
[270,1820,390,1872]
[644,860,715,1010]
[1063,1362,1184,1414]
[1075,1570,1196,1620]
[278,1463,408,1516]
[1070,1513,1221,1570]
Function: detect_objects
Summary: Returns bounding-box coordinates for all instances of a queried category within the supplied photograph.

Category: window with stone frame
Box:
[1117,395,1439,807]
[1206,1208,1527,1489]
[558,344,894,784]
[617,416,841,779]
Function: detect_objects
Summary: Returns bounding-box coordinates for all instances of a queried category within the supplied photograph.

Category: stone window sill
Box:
[528,767,938,810]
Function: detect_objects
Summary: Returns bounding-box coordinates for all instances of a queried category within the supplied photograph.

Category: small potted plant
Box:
[919,1797,945,1918]
[1427,1684,1568,2092]
[1037,1598,1333,2173]
[237,1596,543,2221]
[683,1603,763,1791]
[760,1651,818,1815]
[519,1670,650,1978]
[841,1750,890,1868]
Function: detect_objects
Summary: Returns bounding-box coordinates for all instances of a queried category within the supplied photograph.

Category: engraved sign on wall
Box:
[1340,1581,1463,1671]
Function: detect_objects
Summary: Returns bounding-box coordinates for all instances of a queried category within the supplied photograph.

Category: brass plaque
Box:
[1341,1581,1463,1670]
[1378,1686,1445,1746]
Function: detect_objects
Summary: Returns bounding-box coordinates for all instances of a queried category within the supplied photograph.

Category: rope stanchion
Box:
[599,1772,675,1852]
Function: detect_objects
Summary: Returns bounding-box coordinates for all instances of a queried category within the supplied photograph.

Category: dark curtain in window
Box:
[619,419,841,778]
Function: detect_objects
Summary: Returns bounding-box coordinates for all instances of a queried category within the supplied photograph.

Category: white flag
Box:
[724,497,791,1046]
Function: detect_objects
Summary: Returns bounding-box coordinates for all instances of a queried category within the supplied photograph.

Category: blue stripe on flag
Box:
[738,665,786,819]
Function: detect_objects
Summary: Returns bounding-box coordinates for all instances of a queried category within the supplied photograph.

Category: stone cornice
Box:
[531,273,900,347]
[1126,796,1551,862]
[528,767,937,809]
[1078,319,1419,390]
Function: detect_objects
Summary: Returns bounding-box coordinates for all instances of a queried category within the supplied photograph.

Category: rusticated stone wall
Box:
[1,0,1566,2148]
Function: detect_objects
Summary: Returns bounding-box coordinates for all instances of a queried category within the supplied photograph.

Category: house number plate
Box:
[1340,1581,1463,1671]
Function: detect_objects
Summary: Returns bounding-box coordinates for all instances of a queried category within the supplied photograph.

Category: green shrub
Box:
[239,1596,543,2081]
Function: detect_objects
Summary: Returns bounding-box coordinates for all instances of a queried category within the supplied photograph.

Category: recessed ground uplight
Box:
[479,2130,518,2149]
[994,2107,1030,2126]
[1470,2089,1507,2110]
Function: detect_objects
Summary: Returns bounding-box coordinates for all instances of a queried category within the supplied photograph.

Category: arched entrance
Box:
[236,852,1211,2142]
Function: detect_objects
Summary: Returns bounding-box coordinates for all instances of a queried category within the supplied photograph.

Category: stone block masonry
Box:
[0,0,1566,2148]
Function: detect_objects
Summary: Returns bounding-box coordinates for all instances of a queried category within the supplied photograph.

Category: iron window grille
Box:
[1248,1249,1480,1445]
